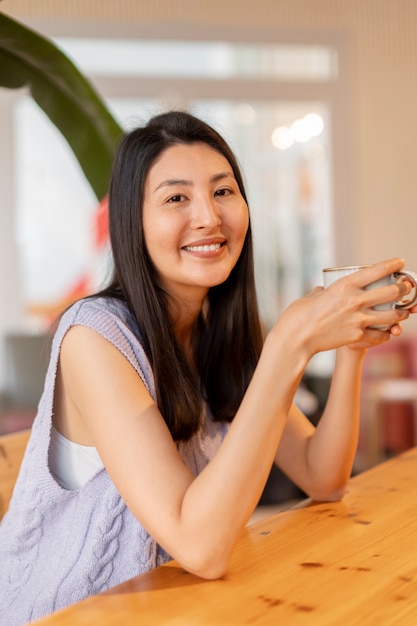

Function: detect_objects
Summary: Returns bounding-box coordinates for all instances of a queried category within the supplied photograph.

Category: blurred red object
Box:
[94,195,109,250]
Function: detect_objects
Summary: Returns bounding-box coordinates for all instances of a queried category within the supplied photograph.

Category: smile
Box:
[183,243,223,252]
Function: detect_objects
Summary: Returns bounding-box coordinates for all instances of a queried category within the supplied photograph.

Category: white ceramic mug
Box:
[322,264,417,330]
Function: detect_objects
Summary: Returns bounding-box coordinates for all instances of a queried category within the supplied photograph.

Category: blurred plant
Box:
[0,10,123,200]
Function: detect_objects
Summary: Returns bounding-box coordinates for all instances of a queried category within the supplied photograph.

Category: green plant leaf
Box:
[0,11,123,200]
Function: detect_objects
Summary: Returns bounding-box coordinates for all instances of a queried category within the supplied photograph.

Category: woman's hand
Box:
[273,258,412,358]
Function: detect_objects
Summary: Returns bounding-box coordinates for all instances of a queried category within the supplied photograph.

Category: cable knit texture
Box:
[0,297,229,626]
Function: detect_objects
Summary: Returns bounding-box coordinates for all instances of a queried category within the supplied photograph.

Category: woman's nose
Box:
[191,196,222,229]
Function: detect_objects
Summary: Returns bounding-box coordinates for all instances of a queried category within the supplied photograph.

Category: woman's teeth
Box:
[184,243,221,252]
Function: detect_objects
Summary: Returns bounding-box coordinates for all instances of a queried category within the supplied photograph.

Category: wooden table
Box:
[34,447,417,625]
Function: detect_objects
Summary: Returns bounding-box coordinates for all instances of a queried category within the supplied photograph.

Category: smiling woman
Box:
[1,109,407,626]
[142,143,249,297]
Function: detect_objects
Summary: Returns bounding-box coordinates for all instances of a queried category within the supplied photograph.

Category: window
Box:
[9,34,345,373]
[56,38,338,81]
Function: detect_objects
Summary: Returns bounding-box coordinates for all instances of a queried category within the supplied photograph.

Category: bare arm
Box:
[55,258,412,580]
[57,321,307,580]
[275,259,415,500]
[275,347,366,501]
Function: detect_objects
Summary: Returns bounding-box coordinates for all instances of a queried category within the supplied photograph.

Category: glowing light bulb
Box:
[271,126,293,150]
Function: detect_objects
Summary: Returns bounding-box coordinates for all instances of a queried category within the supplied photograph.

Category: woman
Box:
[0,110,413,625]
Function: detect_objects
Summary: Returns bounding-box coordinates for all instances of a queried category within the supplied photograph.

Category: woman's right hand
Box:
[271,257,411,359]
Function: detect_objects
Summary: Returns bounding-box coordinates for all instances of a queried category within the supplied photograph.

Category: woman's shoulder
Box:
[57,296,155,397]
[59,296,136,334]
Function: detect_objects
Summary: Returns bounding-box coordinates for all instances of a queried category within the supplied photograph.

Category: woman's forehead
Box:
[147,143,234,189]
[149,142,232,179]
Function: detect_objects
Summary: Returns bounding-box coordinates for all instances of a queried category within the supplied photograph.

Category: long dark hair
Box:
[98,110,264,440]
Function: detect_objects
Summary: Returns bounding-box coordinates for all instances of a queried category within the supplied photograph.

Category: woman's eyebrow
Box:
[210,172,234,183]
[154,172,234,193]
[154,178,191,192]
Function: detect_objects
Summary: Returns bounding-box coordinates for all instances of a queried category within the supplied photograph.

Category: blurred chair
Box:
[0,333,51,434]
[0,428,30,519]
[364,378,417,467]
[360,336,417,468]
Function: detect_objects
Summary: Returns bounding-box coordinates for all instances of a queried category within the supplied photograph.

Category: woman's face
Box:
[142,142,249,303]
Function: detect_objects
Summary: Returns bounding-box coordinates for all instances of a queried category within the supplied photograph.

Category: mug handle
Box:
[395,270,417,308]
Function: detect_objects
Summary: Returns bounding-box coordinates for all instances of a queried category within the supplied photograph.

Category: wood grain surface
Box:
[31,446,417,625]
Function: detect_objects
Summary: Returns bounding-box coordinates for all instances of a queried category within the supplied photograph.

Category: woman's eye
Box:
[214,188,232,197]
[168,194,184,203]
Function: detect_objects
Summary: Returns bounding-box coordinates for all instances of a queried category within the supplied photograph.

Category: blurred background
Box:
[1,0,417,483]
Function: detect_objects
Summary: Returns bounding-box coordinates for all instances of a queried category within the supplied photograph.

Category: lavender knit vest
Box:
[0,297,228,626]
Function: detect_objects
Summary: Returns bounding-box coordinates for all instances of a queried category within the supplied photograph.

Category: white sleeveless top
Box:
[49,426,103,490]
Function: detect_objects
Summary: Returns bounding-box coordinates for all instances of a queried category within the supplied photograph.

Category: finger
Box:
[365,281,411,307]
[351,258,406,288]
[389,323,403,336]
[348,328,391,350]
[363,308,409,333]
